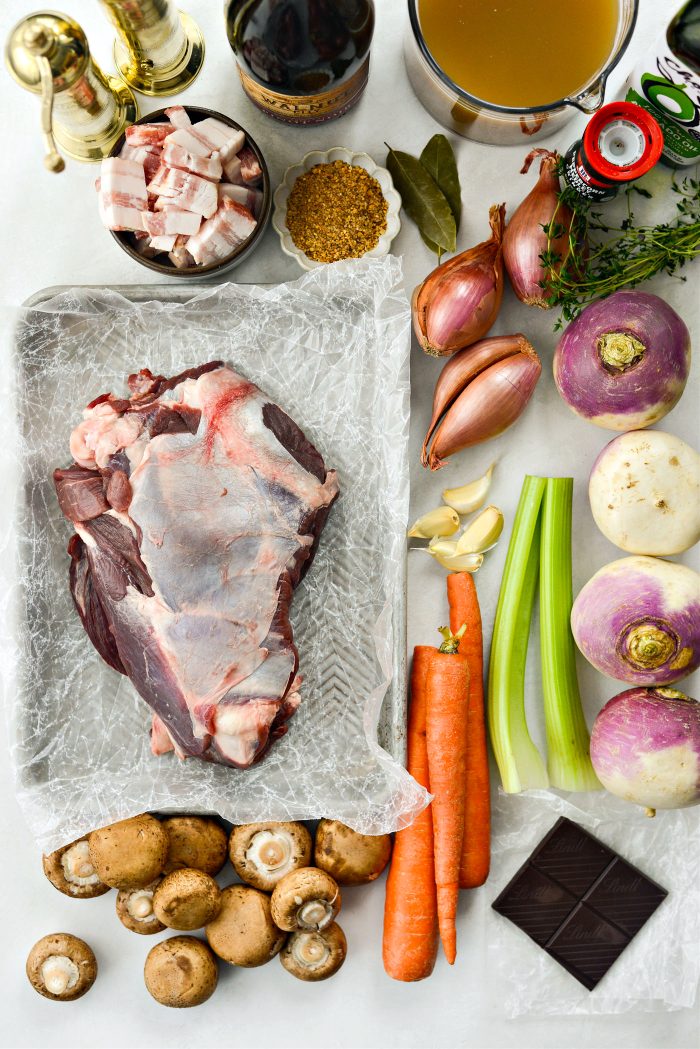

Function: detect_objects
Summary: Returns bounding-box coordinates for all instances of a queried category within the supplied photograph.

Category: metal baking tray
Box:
[14,283,408,842]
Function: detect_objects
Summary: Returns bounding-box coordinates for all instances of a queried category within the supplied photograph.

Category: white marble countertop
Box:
[1,1,698,1046]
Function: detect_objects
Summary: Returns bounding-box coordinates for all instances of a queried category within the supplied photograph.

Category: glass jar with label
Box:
[224,0,374,125]
[626,0,700,166]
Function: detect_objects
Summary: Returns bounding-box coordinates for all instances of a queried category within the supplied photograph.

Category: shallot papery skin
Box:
[503,149,574,309]
[571,556,700,686]
[413,204,505,357]
[553,291,691,430]
[421,333,534,466]
[590,688,700,813]
[427,348,541,470]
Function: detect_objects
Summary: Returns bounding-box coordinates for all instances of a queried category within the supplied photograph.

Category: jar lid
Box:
[582,102,664,183]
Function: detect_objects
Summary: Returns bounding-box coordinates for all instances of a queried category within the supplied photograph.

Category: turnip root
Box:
[590,687,700,815]
[553,291,690,431]
[589,430,700,555]
[571,556,700,686]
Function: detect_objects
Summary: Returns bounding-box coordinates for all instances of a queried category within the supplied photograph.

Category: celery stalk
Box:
[540,479,601,791]
[488,476,549,793]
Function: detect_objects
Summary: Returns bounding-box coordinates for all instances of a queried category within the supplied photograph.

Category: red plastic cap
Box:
[582,101,664,182]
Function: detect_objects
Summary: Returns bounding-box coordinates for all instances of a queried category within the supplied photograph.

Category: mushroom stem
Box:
[298,899,335,930]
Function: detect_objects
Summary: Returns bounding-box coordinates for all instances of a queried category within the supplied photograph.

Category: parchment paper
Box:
[2,256,428,853]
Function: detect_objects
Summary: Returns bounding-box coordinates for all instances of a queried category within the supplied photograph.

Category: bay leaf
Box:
[420,133,462,231]
[386,146,456,254]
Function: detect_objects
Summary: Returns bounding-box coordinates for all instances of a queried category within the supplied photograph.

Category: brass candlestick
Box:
[98,0,205,96]
[5,11,138,168]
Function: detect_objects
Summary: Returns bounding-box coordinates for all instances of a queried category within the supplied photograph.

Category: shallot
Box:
[589,430,700,556]
[412,204,505,357]
[590,687,700,815]
[571,555,700,686]
[422,336,541,471]
[553,291,691,430]
[503,149,575,308]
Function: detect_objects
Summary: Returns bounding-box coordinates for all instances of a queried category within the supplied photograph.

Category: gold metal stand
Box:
[6,12,137,168]
[98,1,205,97]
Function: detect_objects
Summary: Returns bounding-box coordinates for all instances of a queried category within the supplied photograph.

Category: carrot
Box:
[447,572,491,889]
[382,647,439,981]
[425,627,470,964]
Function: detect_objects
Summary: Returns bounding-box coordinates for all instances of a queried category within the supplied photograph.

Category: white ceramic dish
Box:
[272,147,401,270]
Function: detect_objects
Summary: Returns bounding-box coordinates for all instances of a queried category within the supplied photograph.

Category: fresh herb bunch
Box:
[540,161,700,329]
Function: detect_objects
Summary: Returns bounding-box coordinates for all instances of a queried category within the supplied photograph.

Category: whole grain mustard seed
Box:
[286,161,388,263]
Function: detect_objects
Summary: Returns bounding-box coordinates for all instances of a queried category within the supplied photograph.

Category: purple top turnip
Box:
[553,291,690,430]
[571,556,700,686]
[590,687,700,815]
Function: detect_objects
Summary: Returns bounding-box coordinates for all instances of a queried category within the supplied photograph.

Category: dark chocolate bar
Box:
[492,817,668,991]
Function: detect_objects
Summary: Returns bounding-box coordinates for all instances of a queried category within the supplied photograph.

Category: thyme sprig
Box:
[540,163,700,330]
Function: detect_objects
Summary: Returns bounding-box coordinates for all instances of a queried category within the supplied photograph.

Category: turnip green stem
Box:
[540,478,601,792]
[488,475,549,793]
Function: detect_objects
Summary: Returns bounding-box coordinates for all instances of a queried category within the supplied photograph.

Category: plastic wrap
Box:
[489,788,700,1016]
[3,256,429,854]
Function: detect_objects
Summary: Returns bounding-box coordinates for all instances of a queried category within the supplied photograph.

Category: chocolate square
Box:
[546,902,630,990]
[531,817,613,896]
[493,865,579,946]
[491,817,669,992]
[584,857,668,938]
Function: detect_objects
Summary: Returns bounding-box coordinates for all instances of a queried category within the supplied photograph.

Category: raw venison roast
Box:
[53,362,339,769]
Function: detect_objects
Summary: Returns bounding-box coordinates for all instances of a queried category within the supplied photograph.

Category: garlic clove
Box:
[455,505,504,554]
[427,537,460,558]
[442,463,495,515]
[429,550,484,572]
[407,506,460,539]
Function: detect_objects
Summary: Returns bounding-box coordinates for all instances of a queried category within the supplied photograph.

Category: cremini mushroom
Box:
[42,838,110,899]
[161,817,228,876]
[280,922,347,982]
[229,821,312,891]
[144,936,218,1008]
[270,867,341,932]
[205,885,285,967]
[116,880,165,935]
[88,814,168,890]
[314,820,392,885]
[153,869,222,931]
[26,933,97,1001]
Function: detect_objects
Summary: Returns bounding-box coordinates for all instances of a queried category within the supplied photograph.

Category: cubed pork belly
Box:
[147,167,218,217]
[189,117,245,160]
[187,198,257,266]
[162,141,223,181]
[218,182,263,217]
[149,234,178,252]
[168,234,195,269]
[222,154,243,185]
[164,105,191,129]
[142,207,201,237]
[239,145,263,184]
[98,157,148,231]
[125,122,172,147]
[164,126,211,158]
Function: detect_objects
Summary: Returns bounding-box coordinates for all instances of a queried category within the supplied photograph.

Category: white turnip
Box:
[589,430,700,555]
[590,687,700,815]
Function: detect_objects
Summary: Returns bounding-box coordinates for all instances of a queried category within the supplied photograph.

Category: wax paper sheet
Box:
[488,788,700,1016]
[2,256,429,853]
